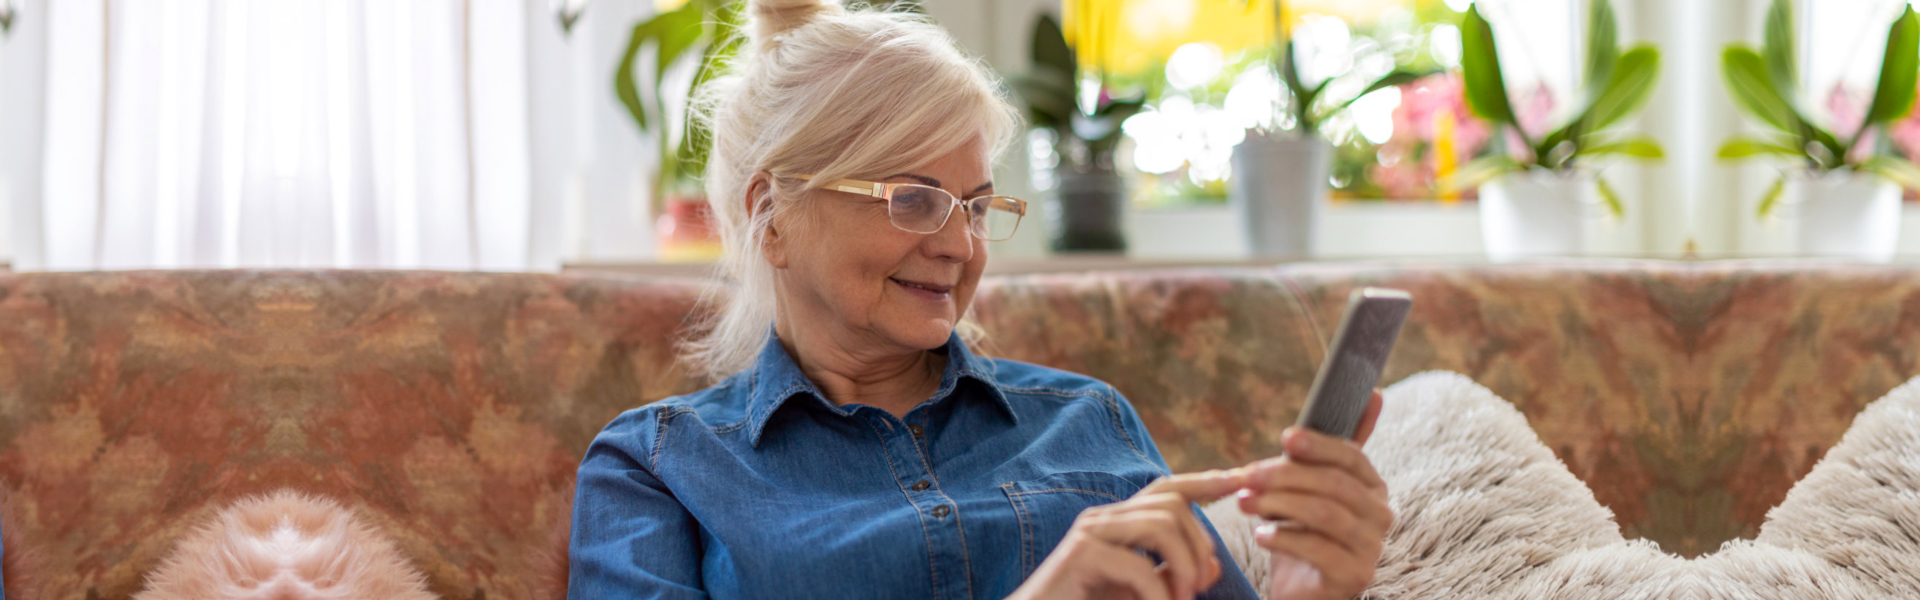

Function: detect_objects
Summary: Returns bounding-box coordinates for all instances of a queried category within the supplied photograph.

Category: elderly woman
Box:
[567,1,1393,598]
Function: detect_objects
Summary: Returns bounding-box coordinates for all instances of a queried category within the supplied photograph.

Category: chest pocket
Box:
[1000,470,1148,579]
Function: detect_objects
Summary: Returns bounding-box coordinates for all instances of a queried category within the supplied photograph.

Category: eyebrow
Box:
[890,173,994,196]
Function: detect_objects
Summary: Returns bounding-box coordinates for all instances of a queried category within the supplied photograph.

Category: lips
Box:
[890,277,954,294]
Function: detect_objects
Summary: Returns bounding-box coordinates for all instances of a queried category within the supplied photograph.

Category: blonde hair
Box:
[680,0,1022,380]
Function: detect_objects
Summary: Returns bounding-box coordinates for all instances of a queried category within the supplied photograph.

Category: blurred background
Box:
[0,0,1916,272]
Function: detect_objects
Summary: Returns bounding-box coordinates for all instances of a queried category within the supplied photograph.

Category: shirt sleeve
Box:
[568,409,709,600]
[1105,385,1264,600]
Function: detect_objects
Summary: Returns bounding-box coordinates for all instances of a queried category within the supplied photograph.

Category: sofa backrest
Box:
[0,263,1900,597]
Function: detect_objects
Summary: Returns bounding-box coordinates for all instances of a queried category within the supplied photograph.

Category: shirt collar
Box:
[745,326,1015,448]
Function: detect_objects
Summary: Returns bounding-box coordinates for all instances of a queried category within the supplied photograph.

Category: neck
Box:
[773,318,947,419]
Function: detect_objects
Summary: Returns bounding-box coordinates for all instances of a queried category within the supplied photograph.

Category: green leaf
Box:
[1861,6,1920,128]
[1030,14,1077,76]
[615,22,654,132]
[1290,77,1336,126]
[1716,136,1803,159]
[653,10,703,83]
[1763,0,1797,98]
[679,2,748,180]
[1585,0,1618,98]
[1862,155,1920,190]
[1579,135,1665,159]
[1461,5,1521,130]
[1441,155,1525,192]
[1280,39,1306,99]
[1582,45,1661,132]
[1324,70,1430,119]
[1014,64,1078,126]
[613,2,706,134]
[1721,46,1798,133]
[1341,70,1426,111]
[1595,175,1626,218]
[1756,173,1788,218]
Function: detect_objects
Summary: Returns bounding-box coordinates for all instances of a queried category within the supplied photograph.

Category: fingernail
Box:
[1236,488,1253,499]
[1288,431,1312,455]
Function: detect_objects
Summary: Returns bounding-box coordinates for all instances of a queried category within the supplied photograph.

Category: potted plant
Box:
[615,0,744,262]
[1012,7,1143,252]
[1229,0,1423,258]
[1717,0,1920,263]
[1454,0,1664,262]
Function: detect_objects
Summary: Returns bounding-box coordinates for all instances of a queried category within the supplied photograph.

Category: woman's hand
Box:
[1006,470,1245,600]
[1238,390,1393,600]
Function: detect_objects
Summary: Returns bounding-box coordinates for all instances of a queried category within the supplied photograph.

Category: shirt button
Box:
[931,505,950,518]
[912,480,930,492]
[908,424,925,439]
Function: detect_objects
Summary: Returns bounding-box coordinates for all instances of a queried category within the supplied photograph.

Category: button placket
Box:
[873,412,970,599]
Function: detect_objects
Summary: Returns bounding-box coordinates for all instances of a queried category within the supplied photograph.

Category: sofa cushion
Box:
[1206,371,1920,599]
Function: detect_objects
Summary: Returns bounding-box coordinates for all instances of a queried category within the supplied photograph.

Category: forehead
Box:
[896,136,993,182]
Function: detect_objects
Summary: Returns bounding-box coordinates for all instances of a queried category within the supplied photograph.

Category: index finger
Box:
[1351,389,1384,447]
[1138,469,1245,504]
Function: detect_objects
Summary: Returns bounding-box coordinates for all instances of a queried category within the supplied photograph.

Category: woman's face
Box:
[770,137,994,353]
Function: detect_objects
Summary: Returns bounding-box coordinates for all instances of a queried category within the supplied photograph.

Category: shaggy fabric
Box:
[1691,374,1920,600]
[1206,371,1920,599]
[134,490,436,600]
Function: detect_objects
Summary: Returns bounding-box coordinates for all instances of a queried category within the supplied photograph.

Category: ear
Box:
[743,173,790,269]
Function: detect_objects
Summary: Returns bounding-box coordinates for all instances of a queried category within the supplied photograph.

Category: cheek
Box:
[801,219,911,295]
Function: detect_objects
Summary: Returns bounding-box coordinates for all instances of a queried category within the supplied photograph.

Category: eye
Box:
[891,186,938,213]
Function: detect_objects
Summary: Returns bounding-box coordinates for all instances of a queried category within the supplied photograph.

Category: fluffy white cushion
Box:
[1692,374,1920,600]
[135,490,436,600]
[1206,371,1920,599]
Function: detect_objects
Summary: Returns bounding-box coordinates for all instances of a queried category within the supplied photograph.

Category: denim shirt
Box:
[567,329,1260,600]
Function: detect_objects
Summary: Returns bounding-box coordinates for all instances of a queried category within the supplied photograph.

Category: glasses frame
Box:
[795,174,1027,242]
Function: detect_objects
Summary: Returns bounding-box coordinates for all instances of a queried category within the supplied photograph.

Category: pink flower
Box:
[1389,73,1491,158]
[1826,84,1867,141]
[1365,72,1499,198]
[1514,82,1556,140]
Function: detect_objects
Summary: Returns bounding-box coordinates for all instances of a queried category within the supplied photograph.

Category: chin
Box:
[887,319,957,350]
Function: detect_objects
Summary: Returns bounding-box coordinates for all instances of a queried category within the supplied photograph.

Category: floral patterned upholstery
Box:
[0,262,1902,598]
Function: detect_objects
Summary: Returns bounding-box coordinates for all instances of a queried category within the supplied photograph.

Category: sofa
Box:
[0,261,1899,598]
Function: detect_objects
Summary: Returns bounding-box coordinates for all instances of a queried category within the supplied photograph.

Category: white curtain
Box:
[33,0,534,270]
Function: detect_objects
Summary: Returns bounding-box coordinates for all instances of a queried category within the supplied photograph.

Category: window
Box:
[1084,0,1579,204]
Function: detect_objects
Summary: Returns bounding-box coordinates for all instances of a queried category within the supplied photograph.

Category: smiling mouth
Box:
[890,278,954,294]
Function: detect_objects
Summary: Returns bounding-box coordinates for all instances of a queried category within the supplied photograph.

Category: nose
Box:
[921,201,976,263]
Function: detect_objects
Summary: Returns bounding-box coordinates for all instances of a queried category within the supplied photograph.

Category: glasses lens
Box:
[888,185,953,233]
[970,196,1025,241]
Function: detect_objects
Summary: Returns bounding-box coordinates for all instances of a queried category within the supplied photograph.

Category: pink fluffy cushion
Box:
[133,490,436,600]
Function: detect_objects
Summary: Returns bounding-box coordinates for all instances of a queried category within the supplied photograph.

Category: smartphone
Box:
[1295,287,1413,440]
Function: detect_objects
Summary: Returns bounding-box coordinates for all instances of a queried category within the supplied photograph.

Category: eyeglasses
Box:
[796,174,1027,242]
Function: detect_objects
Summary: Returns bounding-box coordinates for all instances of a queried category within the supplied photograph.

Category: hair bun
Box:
[748,0,842,43]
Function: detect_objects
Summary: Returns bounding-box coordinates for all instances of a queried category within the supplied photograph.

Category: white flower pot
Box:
[1229,133,1331,258]
[1478,171,1603,262]
[1781,172,1900,263]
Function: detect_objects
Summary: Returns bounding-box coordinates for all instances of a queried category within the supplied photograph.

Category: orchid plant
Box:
[1452,0,1665,216]
[615,0,745,205]
[1716,0,1920,216]
[1011,6,1144,174]
[1238,0,1427,138]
